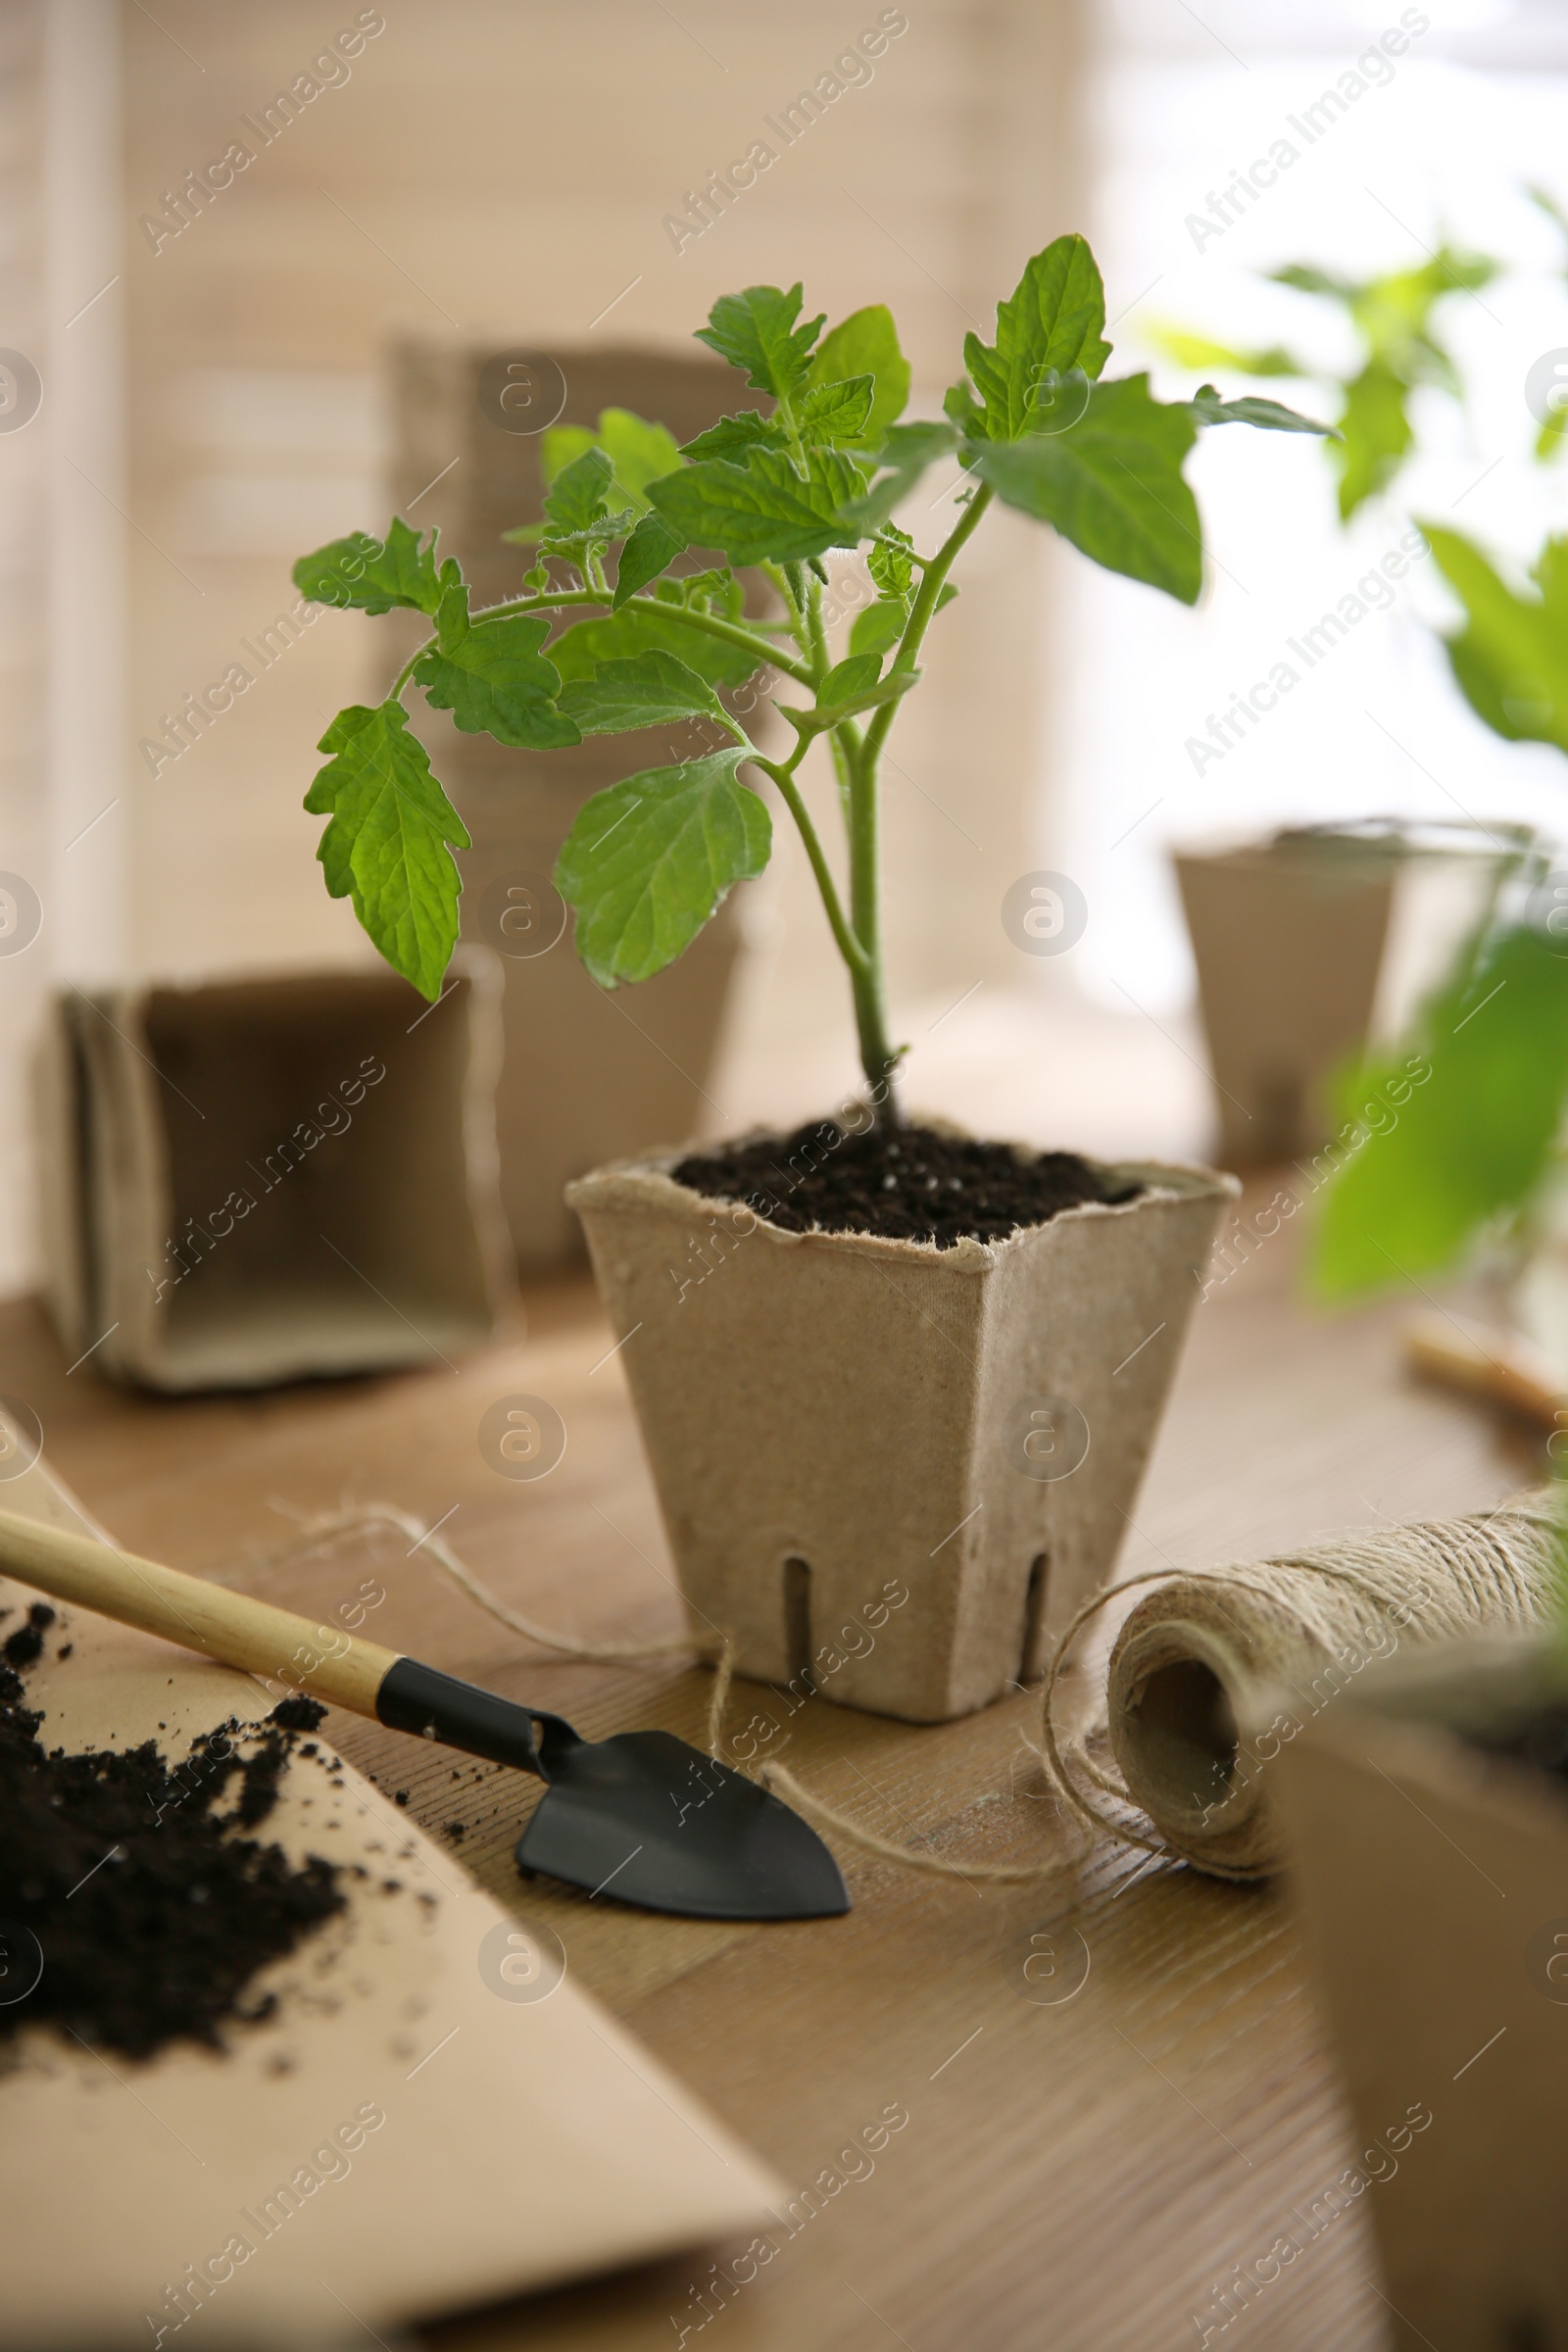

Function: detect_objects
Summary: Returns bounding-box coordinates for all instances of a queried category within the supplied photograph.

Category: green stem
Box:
[752,755,868,980]
[842,485,995,1115]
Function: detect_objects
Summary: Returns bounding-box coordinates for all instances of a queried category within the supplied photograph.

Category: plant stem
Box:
[818,488,993,1116]
[753,755,868,980]
[427,586,813,689]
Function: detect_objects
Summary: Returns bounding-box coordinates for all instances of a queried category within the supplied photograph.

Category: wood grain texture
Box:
[0,1182,1537,2351]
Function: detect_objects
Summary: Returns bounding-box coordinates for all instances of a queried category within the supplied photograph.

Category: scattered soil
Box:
[673,1119,1142,1250]
[0,1663,345,2063]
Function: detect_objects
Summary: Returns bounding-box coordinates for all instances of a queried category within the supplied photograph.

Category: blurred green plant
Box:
[1313,523,1568,1297]
[1155,244,1498,520]
[290,237,1328,1110]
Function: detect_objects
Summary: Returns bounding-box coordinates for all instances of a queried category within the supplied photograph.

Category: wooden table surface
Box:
[2,1181,1538,2352]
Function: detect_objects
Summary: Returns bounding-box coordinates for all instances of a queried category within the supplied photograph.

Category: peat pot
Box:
[1268,1638,1568,2350]
[567,1140,1233,1723]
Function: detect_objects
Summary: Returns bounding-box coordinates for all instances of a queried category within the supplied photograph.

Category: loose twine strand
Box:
[242,1493,1562,1891]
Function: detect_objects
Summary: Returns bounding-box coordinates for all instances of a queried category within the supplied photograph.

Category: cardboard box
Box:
[35,958,512,1391]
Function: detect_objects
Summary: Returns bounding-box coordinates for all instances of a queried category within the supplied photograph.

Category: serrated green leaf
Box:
[648,446,865,564]
[1313,923,1568,1297]
[849,596,907,659]
[293,517,443,615]
[695,284,824,403]
[612,510,686,608]
[1334,360,1411,519]
[556,749,771,985]
[557,651,737,739]
[798,375,875,446]
[546,597,759,690]
[807,306,911,444]
[1424,524,1568,758]
[304,701,469,1000]
[1190,384,1338,435]
[679,412,780,463]
[972,373,1201,604]
[543,446,615,534]
[839,420,962,535]
[538,421,599,485]
[962,235,1113,443]
[867,527,915,600]
[413,579,580,749]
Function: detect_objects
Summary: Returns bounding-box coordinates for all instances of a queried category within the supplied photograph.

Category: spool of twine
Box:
[234,1493,1564,1889]
[1100,1492,1561,1879]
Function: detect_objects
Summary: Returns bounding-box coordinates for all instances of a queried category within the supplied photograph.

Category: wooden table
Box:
[3,1181,1536,2352]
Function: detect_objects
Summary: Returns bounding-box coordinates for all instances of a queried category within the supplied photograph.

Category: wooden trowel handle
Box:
[0,1505,401,1715]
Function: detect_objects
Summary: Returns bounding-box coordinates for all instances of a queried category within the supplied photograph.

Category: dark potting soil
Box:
[673,1119,1142,1250]
[0,1661,346,2063]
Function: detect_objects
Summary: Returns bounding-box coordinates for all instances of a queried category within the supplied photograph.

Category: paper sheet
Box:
[0,1457,780,2349]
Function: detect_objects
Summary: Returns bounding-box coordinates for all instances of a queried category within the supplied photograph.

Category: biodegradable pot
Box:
[1267,1640,1568,2350]
[34,958,511,1391]
[1175,823,1513,1166]
[568,1140,1234,1724]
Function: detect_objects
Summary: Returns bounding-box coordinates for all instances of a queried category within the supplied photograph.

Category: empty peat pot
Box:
[568,1128,1232,1724]
[1267,1638,1568,2350]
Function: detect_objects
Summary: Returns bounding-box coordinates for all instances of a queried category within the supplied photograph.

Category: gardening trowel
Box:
[0,1506,849,1922]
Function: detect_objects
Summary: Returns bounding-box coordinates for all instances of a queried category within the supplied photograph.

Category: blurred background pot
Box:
[1174,818,1520,1167]
[388,335,781,1268]
[1269,1633,1568,2351]
[569,1138,1233,1724]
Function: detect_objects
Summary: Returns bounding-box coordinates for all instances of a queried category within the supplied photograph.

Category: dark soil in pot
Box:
[672,1119,1143,1250]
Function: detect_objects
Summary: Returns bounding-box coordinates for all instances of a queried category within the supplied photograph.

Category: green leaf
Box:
[838,420,961,534]
[695,284,824,403]
[1190,383,1338,435]
[798,375,875,447]
[971,373,1201,605]
[1313,924,1568,1296]
[612,510,686,608]
[777,663,919,739]
[819,653,882,703]
[1424,524,1568,758]
[543,446,615,535]
[961,235,1113,443]
[557,651,737,739]
[867,527,915,600]
[647,445,864,564]
[1147,326,1304,378]
[556,749,771,986]
[849,596,907,659]
[542,408,688,514]
[679,412,779,463]
[546,594,759,690]
[806,305,911,443]
[304,701,470,1001]
[293,517,443,615]
[413,579,580,749]
[1333,360,1411,519]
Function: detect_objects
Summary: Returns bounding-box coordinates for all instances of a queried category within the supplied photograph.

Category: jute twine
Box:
[242,1493,1563,1890]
